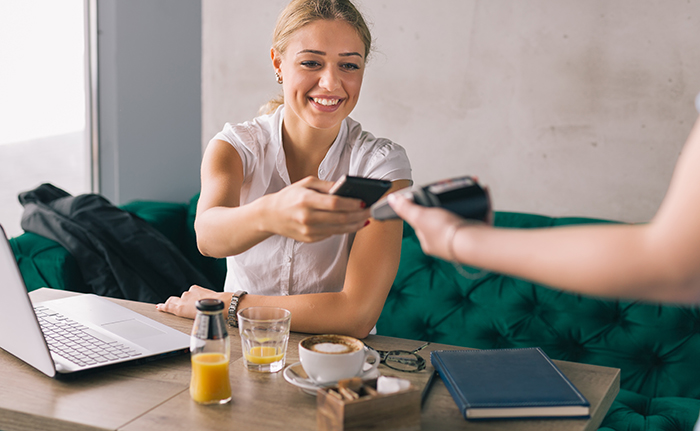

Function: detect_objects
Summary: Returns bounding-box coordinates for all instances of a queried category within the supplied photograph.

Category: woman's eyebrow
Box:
[297,49,325,55]
[296,49,363,58]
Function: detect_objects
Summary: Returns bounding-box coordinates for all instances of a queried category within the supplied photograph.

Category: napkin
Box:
[377,376,411,394]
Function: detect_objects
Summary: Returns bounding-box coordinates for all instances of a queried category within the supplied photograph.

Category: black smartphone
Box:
[329,175,392,206]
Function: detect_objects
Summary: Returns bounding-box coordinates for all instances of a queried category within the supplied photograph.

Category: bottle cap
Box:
[195,298,224,312]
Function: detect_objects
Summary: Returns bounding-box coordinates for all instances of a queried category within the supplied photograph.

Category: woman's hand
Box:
[156,285,229,319]
[262,176,371,243]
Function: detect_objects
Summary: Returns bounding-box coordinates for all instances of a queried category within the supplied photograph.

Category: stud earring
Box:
[275,71,283,84]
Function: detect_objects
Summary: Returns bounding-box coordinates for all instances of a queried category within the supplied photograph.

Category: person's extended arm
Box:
[389,117,700,304]
[194,139,371,257]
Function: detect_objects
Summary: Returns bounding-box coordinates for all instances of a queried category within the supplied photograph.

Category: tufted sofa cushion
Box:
[377,212,700,430]
[599,389,700,430]
[9,232,87,293]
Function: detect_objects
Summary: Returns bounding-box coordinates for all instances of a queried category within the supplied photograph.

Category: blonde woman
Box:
[158,0,412,339]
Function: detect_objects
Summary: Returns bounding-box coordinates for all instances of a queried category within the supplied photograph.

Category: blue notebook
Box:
[431,347,590,420]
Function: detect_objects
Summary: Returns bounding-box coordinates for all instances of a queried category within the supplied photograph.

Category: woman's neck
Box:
[281,116,342,183]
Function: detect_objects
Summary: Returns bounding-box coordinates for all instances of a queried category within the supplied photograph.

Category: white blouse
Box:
[213,106,412,295]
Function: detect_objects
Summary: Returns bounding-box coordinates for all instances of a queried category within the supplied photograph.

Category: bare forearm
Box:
[195,199,273,258]
[455,223,700,303]
[235,291,376,339]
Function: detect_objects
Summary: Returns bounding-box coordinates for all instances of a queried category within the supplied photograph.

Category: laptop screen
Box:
[0,225,57,377]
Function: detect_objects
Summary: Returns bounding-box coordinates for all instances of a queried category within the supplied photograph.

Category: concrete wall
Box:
[202,0,700,222]
[97,0,202,205]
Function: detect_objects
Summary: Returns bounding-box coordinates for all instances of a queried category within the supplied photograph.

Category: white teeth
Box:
[313,98,340,106]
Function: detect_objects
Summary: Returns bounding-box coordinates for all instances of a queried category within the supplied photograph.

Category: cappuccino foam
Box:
[313,342,353,354]
[301,335,361,354]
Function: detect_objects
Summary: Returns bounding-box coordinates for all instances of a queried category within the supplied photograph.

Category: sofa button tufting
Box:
[646,353,665,369]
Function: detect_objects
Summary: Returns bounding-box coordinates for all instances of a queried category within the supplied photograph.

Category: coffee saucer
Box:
[283,362,381,395]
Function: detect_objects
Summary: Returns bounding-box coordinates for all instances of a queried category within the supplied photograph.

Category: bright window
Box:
[0,0,91,238]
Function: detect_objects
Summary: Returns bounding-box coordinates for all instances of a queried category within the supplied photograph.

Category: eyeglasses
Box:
[364,342,430,372]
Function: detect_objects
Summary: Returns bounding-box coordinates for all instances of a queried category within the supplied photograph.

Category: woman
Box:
[388,94,700,304]
[157,0,411,339]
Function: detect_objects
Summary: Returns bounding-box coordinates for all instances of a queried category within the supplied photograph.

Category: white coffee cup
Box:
[298,334,380,384]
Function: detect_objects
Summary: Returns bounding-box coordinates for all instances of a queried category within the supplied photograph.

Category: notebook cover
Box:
[431,347,590,420]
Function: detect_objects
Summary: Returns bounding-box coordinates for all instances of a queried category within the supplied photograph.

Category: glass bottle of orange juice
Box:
[190,299,231,404]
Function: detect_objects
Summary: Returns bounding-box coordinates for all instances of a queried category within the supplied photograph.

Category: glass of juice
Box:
[190,299,232,404]
[237,307,291,373]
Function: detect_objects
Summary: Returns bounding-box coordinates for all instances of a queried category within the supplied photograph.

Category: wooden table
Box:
[0,288,619,431]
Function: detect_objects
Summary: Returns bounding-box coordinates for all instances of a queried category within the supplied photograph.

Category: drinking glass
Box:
[237,307,291,373]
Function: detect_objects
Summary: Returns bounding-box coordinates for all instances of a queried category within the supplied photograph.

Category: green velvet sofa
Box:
[9,197,700,431]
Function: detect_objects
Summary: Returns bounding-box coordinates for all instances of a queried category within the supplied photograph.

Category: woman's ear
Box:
[271,48,282,74]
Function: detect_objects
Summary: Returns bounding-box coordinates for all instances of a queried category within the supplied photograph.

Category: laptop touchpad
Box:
[102,319,165,340]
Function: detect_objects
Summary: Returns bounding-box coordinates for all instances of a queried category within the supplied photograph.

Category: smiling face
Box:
[273,19,365,138]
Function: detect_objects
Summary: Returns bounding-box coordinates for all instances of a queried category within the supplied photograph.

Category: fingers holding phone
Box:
[264,176,373,242]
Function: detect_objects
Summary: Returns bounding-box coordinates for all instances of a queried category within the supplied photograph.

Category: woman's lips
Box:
[309,97,343,112]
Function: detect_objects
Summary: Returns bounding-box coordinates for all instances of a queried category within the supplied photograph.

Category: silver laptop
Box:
[0,224,190,377]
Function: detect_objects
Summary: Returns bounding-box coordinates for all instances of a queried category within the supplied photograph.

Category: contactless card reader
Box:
[371,176,490,222]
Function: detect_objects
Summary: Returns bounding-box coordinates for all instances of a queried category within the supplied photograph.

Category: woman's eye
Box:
[301,61,321,68]
[341,63,360,71]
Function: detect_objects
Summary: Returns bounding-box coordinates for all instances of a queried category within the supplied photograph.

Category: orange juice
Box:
[190,352,231,404]
[245,346,284,365]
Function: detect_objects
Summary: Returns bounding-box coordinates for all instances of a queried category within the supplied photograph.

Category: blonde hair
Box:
[259,0,373,115]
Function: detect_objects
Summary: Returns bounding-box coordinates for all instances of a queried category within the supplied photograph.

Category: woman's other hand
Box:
[156,285,229,319]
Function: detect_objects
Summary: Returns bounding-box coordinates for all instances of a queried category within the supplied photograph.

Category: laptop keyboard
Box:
[34,305,142,367]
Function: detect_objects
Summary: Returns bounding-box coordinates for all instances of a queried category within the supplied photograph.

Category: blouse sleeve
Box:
[212,122,260,182]
[363,140,412,183]
[348,124,412,184]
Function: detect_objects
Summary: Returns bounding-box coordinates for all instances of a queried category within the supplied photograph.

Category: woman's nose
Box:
[318,67,341,91]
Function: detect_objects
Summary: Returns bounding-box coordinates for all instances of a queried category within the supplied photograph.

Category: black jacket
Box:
[19,183,213,303]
